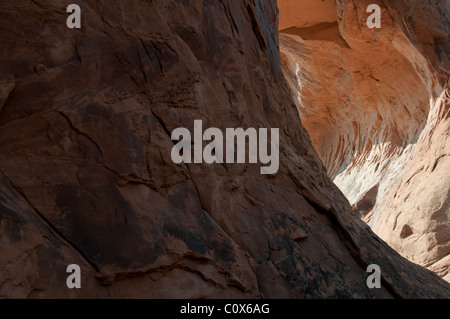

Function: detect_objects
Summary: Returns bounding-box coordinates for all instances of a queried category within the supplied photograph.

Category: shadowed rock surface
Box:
[0,0,449,298]
[280,0,449,281]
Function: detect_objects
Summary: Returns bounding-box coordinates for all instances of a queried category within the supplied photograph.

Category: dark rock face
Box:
[0,0,449,298]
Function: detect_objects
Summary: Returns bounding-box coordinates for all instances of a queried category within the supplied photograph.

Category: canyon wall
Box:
[0,0,449,298]
[279,0,449,281]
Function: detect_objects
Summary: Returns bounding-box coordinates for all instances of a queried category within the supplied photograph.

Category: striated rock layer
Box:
[0,0,449,298]
[279,0,449,281]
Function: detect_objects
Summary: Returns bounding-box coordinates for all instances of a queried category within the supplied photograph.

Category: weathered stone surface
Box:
[0,63,15,113]
[0,0,449,298]
[280,0,449,281]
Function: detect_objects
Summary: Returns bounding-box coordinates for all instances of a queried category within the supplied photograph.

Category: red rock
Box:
[0,0,448,298]
[280,0,449,282]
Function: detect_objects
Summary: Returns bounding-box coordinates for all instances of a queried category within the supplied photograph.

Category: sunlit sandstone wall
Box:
[279,0,449,281]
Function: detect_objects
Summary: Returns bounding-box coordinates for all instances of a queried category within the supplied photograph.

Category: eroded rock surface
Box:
[0,0,449,298]
[280,0,449,281]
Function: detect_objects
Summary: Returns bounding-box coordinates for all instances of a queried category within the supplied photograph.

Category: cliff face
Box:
[280,0,449,281]
[0,0,449,298]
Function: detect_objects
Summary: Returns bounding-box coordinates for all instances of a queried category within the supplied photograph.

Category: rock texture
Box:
[280,0,449,281]
[0,0,449,298]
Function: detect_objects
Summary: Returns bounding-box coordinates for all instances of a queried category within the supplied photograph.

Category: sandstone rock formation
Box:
[0,0,449,298]
[279,0,449,281]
